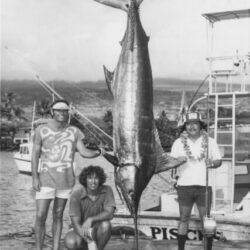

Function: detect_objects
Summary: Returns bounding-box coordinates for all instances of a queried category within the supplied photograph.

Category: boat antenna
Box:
[31,101,36,130]
[188,75,209,109]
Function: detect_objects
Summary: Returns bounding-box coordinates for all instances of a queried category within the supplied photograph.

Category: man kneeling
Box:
[65,165,116,250]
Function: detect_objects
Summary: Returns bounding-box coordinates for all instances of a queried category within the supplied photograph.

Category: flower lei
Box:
[180,130,208,161]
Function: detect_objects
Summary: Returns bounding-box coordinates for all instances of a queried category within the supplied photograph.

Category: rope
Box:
[0,229,55,249]
[71,110,113,150]
[0,229,52,242]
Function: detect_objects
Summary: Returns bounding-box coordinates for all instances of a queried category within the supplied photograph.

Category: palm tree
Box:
[155,110,178,152]
[0,92,27,148]
[36,98,51,117]
[1,92,17,120]
[1,92,26,122]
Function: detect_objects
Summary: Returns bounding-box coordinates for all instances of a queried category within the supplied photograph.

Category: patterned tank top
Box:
[39,125,84,189]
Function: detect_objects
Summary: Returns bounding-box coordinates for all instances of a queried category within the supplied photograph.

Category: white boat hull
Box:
[112,212,250,242]
[14,154,32,175]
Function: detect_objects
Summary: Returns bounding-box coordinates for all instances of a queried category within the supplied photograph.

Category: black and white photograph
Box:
[1,0,250,249]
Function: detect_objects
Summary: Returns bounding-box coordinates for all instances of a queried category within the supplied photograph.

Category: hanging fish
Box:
[94,0,184,216]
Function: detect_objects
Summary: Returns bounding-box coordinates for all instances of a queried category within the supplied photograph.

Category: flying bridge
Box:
[190,8,250,214]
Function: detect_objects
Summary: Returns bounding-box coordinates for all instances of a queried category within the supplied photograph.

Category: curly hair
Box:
[79,165,107,187]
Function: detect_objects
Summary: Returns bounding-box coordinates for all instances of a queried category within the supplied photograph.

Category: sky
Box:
[1,0,250,82]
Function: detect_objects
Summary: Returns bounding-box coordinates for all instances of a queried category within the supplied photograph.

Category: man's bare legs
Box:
[177,204,193,250]
[52,198,68,250]
[95,221,112,250]
[64,221,112,250]
[35,199,52,250]
[197,199,213,250]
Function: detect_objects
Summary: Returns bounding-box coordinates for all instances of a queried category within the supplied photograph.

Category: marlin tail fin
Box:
[93,0,143,12]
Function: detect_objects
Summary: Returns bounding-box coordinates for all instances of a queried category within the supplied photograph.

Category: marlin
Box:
[94,0,184,217]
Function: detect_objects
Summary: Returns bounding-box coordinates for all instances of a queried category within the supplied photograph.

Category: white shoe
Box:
[88,240,98,250]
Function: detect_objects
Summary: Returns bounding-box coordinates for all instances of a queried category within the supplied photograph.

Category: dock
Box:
[0,234,249,250]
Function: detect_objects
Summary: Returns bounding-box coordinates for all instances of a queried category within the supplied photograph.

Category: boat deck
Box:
[0,235,249,250]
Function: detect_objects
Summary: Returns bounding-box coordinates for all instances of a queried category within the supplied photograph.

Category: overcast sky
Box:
[1,0,250,81]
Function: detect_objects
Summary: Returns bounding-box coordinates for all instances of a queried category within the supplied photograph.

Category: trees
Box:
[36,98,51,117]
[103,109,113,136]
[1,92,26,123]
[0,92,27,149]
[155,111,179,152]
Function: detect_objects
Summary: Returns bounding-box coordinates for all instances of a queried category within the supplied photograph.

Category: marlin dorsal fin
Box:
[103,65,114,96]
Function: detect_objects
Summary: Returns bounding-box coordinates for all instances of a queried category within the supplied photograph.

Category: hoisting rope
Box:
[0,228,52,246]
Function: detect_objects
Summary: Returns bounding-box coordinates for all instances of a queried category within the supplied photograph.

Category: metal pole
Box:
[203,91,210,250]
[205,91,210,217]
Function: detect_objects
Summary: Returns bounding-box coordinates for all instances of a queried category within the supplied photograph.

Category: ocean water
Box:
[0,152,39,236]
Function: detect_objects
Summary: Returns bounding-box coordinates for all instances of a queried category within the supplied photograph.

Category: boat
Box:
[13,127,31,146]
[13,142,34,175]
[13,101,53,175]
[110,8,250,247]
[13,119,50,175]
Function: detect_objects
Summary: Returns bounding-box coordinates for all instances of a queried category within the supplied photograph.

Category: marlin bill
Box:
[94,0,185,215]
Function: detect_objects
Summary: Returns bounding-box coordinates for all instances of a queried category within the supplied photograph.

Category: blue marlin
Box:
[94,0,184,216]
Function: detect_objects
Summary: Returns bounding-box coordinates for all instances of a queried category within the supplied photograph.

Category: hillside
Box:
[1,78,204,108]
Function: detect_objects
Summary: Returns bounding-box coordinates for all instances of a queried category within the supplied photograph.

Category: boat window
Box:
[24,147,29,154]
[235,165,248,175]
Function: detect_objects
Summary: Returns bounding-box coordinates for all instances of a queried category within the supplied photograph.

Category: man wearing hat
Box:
[32,99,105,250]
[171,111,222,250]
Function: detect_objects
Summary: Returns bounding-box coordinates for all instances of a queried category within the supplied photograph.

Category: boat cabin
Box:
[13,127,31,146]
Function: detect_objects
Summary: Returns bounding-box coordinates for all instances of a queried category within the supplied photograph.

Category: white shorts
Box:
[36,187,72,200]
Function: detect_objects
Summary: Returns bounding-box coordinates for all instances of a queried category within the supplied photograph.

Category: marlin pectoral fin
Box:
[102,152,119,166]
[103,65,114,96]
[155,153,185,174]
[153,125,185,174]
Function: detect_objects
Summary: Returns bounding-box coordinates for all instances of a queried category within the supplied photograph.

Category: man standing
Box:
[32,99,104,250]
[64,165,116,250]
[171,112,222,250]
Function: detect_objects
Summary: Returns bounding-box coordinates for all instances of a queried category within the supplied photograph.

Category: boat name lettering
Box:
[150,227,222,241]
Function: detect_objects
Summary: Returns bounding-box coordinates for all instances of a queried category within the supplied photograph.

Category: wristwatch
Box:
[98,148,104,156]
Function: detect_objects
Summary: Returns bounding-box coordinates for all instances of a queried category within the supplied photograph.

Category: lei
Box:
[180,130,208,161]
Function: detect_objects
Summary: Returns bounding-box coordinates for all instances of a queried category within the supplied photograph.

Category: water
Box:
[0,152,35,235]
